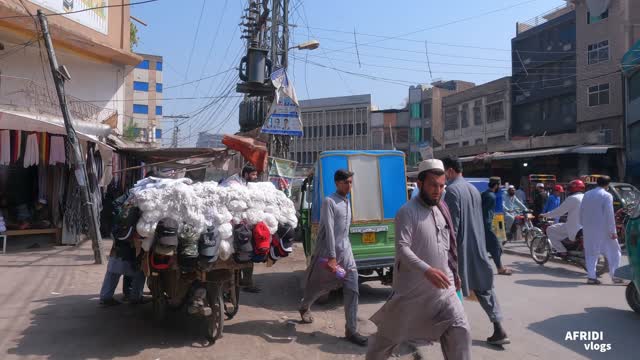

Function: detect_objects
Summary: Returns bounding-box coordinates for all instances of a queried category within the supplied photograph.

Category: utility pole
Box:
[37,10,105,264]
[164,115,189,148]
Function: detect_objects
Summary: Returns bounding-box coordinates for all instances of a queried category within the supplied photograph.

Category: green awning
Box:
[621,40,640,77]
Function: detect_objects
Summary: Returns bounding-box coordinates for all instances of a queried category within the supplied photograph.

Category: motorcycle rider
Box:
[504,185,528,240]
[540,180,585,256]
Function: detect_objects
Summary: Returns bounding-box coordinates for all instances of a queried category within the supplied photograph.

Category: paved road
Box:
[0,238,638,360]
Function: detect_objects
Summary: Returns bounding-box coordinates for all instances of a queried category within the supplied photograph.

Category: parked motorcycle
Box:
[504,210,543,249]
[529,218,608,276]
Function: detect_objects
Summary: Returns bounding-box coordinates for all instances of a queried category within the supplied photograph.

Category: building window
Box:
[337,124,342,137]
[156,106,163,116]
[326,125,331,137]
[422,102,432,119]
[362,123,368,135]
[356,123,362,135]
[348,124,354,136]
[460,104,469,128]
[133,104,148,114]
[475,138,483,145]
[133,81,149,91]
[319,126,323,137]
[488,136,504,144]
[136,60,150,69]
[156,83,163,93]
[445,143,459,149]
[486,102,504,123]
[588,40,609,65]
[343,124,348,136]
[156,61,163,71]
[155,129,162,139]
[332,125,336,137]
[587,9,609,24]
[444,108,458,131]
[588,83,610,106]
[473,100,482,126]
[410,103,421,119]
[423,127,431,142]
[462,140,469,146]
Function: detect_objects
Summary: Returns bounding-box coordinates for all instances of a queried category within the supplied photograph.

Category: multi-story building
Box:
[439,77,511,156]
[0,0,139,137]
[370,108,410,158]
[196,132,225,148]
[512,3,577,138]
[289,94,372,165]
[621,7,640,182]
[407,80,475,165]
[125,53,163,145]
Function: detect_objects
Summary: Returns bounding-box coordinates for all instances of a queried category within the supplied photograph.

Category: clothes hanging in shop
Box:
[49,136,66,165]
[0,130,10,165]
[11,130,21,164]
[23,133,40,168]
[40,132,49,165]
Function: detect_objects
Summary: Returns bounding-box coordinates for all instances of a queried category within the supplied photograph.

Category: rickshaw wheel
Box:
[626,282,640,314]
[206,283,224,342]
[223,273,240,320]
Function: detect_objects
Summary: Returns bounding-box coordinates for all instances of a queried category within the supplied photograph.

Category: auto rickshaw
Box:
[624,206,640,313]
[300,150,407,285]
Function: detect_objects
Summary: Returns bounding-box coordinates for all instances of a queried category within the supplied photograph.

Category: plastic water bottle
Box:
[319,258,346,280]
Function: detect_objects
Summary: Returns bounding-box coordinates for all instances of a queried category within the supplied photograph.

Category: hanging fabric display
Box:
[11,130,21,164]
[0,130,10,165]
[49,136,66,165]
[23,133,40,168]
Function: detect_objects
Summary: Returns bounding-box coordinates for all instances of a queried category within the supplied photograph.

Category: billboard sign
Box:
[262,68,303,137]
[31,0,109,34]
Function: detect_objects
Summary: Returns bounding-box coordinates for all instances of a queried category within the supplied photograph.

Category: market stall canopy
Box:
[457,145,620,163]
[120,147,230,163]
[222,134,268,173]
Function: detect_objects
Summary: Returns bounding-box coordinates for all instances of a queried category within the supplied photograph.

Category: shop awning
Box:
[459,145,620,163]
[120,147,229,162]
[0,108,112,140]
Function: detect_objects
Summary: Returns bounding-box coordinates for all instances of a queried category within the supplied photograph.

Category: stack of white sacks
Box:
[129,177,298,261]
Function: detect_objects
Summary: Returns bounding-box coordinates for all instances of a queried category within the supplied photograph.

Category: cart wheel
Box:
[530,235,551,265]
[224,284,240,320]
[149,276,167,323]
[206,283,224,342]
[626,282,640,314]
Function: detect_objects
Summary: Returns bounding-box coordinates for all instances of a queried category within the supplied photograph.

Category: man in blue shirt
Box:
[543,185,564,223]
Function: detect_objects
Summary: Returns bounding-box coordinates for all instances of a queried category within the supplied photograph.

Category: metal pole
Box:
[37,10,105,264]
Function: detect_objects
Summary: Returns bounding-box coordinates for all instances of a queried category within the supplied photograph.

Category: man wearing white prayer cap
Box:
[367,159,471,360]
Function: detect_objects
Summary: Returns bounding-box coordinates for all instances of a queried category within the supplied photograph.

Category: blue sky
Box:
[132,0,566,146]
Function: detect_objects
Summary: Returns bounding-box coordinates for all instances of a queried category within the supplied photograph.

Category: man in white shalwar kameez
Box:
[579,175,623,285]
[367,160,470,360]
[541,179,585,255]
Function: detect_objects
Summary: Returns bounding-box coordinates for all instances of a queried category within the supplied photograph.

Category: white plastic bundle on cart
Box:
[130,178,298,259]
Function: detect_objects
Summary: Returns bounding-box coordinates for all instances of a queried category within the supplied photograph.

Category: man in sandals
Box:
[442,158,511,346]
[298,169,368,347]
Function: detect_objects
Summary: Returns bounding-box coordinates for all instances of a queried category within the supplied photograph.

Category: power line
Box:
[163,68,236,90]
[320,0,542,55]
[193,0,229,94]
[0,0,160,20]
[182,0,207,95]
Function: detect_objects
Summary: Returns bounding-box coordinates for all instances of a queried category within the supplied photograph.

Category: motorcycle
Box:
[504,210,543,249]
[529,218,608,276]
[616,203,636,249]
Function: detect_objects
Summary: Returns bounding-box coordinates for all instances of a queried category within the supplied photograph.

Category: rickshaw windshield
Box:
[615,185,640,208]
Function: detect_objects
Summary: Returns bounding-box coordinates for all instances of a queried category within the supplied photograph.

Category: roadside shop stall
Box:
[0,110,113,251]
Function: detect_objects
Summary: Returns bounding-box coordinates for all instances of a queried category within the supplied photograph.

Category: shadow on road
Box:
[514,279,586,288]
[224,319,367,356]
[7,294,217,360]
[508,260,587,279]
[529,307,640,360]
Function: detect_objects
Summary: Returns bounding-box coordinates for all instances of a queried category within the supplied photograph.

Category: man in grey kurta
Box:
[299,169,367,346]
[442,157,510,346]
[367,159,470,360]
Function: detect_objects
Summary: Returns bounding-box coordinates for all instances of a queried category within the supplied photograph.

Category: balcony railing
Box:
[1,77,117,124]
[516,4,574,35]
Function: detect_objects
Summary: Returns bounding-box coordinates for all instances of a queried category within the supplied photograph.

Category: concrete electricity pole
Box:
[164,115,189,148]
[37,10,105,264]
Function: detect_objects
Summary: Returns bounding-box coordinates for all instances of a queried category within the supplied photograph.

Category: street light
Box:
[289,39,320,51]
